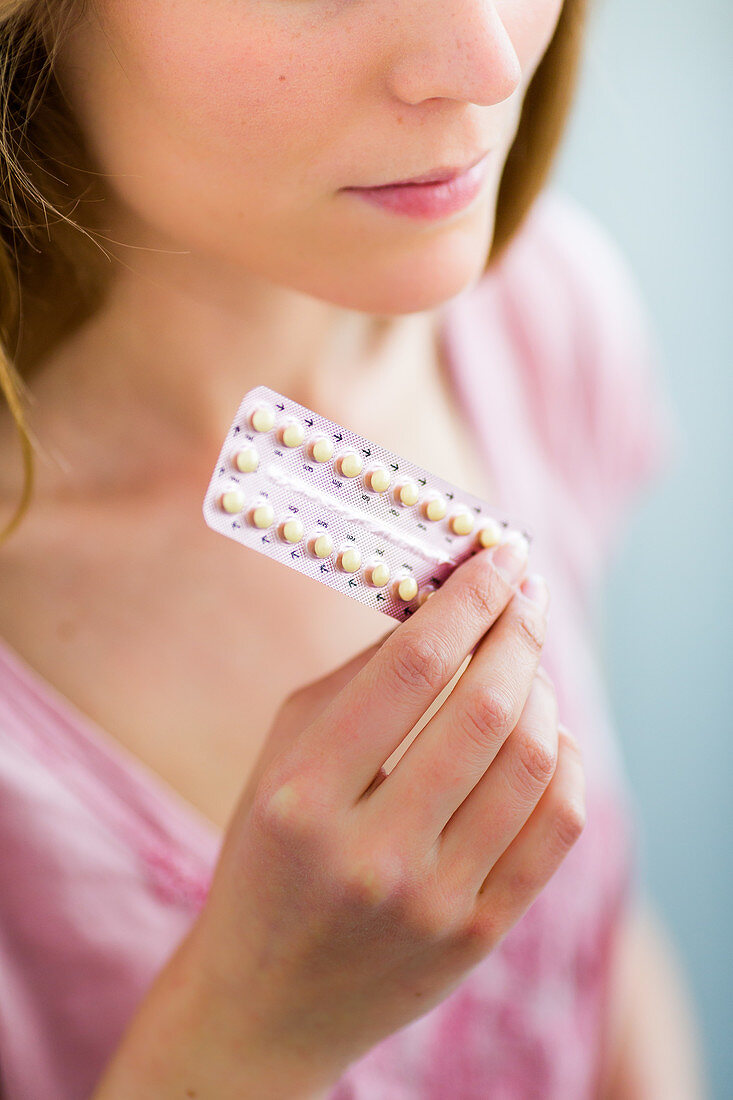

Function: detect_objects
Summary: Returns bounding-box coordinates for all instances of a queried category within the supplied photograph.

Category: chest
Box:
[0,386,499,833]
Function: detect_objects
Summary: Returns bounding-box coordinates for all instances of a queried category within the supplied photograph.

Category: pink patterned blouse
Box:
[0,188,678,1099]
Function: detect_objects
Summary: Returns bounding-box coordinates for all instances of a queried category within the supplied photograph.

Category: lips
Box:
[365,150,491,189]
[343,151,492,221]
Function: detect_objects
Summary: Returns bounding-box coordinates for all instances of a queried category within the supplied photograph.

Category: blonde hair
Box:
[0,0,589,545]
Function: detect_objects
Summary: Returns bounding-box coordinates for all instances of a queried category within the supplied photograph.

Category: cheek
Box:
[62,0,564,246]
[83,2,351,180]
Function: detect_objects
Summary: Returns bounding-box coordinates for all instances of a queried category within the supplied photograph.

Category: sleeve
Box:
[522,189,682,569]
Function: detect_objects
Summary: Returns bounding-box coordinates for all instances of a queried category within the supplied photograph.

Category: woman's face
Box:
[55,0,563,314]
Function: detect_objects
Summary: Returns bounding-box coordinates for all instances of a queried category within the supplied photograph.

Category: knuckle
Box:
[504,861,543,902]
[457,907,503,955]
[462,682,516,744]
[459,566,506,623]
[340,852,404,908]
[389,634,451,696]
[342,855,458,942]
[254,777,321,842]
[552,794,587,849]
[513,730,558,792]
[514,604,547,656]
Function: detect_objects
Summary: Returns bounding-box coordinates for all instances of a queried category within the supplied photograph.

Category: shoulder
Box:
[491,187,680,556]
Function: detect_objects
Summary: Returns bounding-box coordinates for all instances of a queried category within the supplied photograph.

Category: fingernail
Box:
[520,572,550,611]
[491,531,529,584]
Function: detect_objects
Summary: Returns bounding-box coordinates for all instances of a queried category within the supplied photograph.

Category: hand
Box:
[181,536,585,1094]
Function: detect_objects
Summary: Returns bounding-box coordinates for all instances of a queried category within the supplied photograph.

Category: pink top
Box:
[0,188,679,1100]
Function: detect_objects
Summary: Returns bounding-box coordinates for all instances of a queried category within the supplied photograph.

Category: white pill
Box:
[423,494,447,521]
[281,419,305,448]
[311,436,334,463]
[281,517,304,543]
[368,466,391,492]
[396,480,419,506]
[340,451,363,478]
[312,533,334,558]
[477,517,502,548]
[417,586,436,606]
[220,489,245,514]
[396,575,418,601]
[250,502,275,528]
[250,403,275,432]
[234,447,259,473]
[450,509,474,536]
[369,562,390,587]
[339,546,361,572]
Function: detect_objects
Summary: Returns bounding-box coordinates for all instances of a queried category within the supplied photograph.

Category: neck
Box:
[14,258,446,504]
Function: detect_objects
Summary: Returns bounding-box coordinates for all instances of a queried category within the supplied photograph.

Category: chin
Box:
[266,211,496,317]
[327,264,491,316]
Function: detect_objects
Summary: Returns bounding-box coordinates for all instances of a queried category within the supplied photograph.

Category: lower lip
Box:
[342,152,491,221]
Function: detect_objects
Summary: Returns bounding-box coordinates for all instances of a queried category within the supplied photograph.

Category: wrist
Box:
[92,929,339,1100]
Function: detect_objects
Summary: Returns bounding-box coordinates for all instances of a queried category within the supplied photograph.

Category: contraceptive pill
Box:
[202,385,533,621]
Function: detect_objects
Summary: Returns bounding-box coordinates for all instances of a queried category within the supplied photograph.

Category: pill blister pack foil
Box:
[202,385,533,622]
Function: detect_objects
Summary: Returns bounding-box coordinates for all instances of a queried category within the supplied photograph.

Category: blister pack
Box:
[202,385,533,622]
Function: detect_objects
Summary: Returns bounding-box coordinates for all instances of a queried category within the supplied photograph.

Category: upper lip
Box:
[363,149,490,188]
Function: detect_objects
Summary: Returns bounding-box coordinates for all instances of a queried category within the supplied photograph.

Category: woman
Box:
[0,0,705,1096]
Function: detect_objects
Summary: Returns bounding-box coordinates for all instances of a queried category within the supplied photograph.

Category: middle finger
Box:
[358,575,550,842]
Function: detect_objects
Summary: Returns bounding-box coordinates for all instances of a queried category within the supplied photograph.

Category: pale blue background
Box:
[552,0,732,1096]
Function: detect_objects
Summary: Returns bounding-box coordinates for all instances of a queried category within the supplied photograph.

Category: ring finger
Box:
[438,668,559,898]
[461,726,586,957]
[358,579,550,843]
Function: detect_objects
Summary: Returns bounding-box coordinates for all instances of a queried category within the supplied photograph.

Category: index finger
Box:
[306,533,531,805]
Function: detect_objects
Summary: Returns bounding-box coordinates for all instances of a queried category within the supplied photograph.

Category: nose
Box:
[386,0,523,107]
